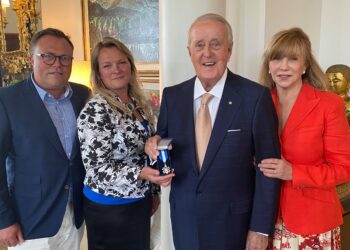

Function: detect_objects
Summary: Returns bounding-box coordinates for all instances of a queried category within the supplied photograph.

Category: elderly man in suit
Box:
[0,28,90,250]
[146,13,281,250]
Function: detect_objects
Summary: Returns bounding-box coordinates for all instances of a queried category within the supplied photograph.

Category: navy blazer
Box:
[157,70,281,250]
[0,78,90,239]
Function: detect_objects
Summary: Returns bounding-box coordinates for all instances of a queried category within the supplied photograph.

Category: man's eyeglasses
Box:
[33,53,73,66]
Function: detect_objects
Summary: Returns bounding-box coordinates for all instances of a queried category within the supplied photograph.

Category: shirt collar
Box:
[31,74,73,101]
[194,68,227,100]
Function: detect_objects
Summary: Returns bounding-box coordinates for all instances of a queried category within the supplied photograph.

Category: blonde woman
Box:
[259,27,350,249]
[77,37,173,250]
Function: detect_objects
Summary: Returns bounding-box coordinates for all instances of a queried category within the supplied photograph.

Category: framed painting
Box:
[137,64,160,117]
[82,0,160,116]
[82,0,159,63]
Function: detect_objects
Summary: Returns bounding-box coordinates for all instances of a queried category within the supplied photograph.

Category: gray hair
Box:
[188,13,233,45]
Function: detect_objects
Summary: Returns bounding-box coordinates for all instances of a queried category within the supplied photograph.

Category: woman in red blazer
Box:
[259,27,350,250]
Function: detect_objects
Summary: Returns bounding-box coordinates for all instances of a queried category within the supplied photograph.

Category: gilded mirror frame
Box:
[0,0,38,74]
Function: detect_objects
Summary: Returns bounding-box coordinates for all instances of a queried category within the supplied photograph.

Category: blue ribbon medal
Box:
[158,149,172,175]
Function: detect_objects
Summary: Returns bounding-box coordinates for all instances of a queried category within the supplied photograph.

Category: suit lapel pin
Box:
[228,101,232,105]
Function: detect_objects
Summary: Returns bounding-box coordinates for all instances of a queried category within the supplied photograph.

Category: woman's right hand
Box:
[139,166,175,187]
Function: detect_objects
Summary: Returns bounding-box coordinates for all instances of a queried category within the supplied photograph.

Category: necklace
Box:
[126,102,135,112]
[126,102,144,121]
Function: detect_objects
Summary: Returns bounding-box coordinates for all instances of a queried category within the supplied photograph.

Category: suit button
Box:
[64,184,70,190]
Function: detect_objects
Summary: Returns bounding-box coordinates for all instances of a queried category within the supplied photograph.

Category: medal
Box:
[159,149,171,174]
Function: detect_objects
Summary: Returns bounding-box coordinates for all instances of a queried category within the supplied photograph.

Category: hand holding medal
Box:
[157,138,174,175]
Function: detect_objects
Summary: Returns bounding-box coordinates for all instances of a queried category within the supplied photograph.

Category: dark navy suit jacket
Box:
[0,78,90,239]
[157,70,281,250]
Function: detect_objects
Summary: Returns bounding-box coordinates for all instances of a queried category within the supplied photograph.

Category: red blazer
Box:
[272,83,350,235]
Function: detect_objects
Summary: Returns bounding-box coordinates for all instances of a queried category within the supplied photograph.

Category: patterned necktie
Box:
[195,93,213,170]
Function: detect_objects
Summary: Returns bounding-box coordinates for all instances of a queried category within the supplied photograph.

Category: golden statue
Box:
[326,64,350,208]
[326,64,350,124]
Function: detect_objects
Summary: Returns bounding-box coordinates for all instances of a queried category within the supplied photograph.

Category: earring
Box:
[268,70,271,74]
[303,70,306,74]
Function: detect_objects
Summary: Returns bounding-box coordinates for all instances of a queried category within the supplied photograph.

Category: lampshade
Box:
[2,0,10,7]
[69,60,91,88]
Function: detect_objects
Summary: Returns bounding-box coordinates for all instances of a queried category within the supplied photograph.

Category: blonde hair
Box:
[259,27,328,90]
[90,37,155,127]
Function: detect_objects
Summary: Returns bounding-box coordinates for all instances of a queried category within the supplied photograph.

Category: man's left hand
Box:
[245,230,268,250]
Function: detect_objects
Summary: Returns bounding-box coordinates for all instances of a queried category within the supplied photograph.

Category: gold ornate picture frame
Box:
[0,0,38,75]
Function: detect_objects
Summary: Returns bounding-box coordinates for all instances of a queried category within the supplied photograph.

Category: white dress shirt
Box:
[193,69,227,125]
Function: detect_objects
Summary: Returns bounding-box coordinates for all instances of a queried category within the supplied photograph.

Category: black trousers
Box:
[83,195,152,250]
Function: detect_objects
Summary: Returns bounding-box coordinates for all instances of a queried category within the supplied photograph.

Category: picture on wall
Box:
[140,68,161,116]
[83,0,159,63]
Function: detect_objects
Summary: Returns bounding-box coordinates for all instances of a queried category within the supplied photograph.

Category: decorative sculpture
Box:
[326,64,350,124]
[326,64,350,210]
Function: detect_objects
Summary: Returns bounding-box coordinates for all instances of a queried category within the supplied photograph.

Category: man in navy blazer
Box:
[0,28,90,249]
[146,14,280,250]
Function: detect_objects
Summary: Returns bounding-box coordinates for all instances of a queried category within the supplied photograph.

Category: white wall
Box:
[265,0,322,58]
[231,0,265,81]
[319,0,350,70]
[41,0,85,60]
[225,0,240,73]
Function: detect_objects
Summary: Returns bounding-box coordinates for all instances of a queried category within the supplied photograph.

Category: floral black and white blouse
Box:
[77,94,153,198]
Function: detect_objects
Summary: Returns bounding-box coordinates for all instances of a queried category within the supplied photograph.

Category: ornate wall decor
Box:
[0,1,6,53]
[0,0,38,76]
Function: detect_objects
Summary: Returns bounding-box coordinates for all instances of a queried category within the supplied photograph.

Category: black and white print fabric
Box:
[77,94,152,198]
